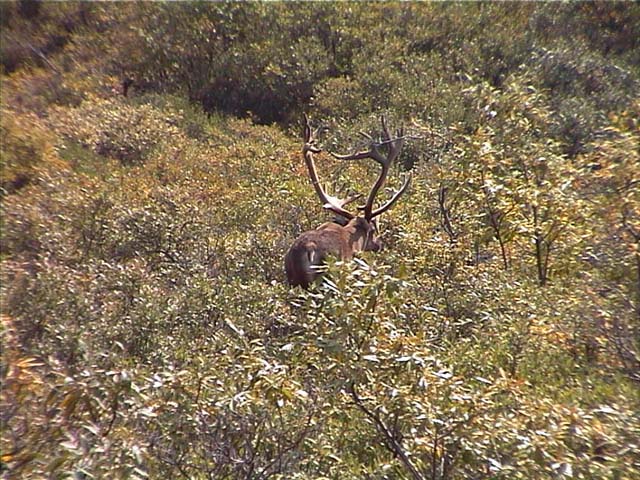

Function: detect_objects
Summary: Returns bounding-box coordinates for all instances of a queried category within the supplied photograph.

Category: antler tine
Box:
[359,131,374,141]
[303,114,321,153]
[369,172,412,219]
[330,133,386,165]
[303,113,311,139]
[301,115,355,220]
[381,115,391,141]
[358,117,408,220]
[342,192,364,208]
[329,116,404,166]
[328,116,408,220]
[331,149,383,162]
[312,124,327,143]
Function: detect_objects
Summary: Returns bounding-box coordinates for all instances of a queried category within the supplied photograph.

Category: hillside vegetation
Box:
[1,3,639,479]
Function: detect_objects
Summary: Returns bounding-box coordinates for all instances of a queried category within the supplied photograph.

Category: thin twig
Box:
[349,382,426,480]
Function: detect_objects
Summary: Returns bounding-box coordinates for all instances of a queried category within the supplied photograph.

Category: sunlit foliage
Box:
[2,2,639,479]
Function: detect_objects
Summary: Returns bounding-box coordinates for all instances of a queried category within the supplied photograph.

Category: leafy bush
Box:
[2,3,640,479]
[0,106,64,193]
[49,96,187,165]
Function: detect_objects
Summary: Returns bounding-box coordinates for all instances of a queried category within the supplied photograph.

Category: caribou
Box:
[284,115,411,288]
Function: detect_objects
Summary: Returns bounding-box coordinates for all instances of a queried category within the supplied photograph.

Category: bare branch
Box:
[349,382,426,480]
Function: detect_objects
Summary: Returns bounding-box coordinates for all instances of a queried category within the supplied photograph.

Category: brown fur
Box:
[285,217,379,288]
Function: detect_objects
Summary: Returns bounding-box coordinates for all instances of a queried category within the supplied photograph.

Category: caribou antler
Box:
[302,114,360,219]
[330,116,411,220]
